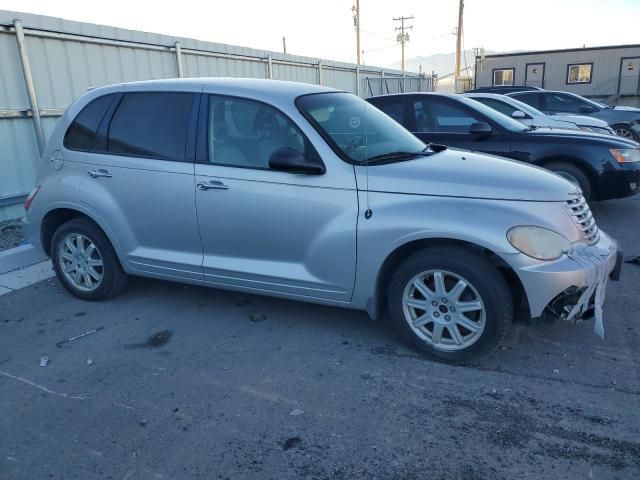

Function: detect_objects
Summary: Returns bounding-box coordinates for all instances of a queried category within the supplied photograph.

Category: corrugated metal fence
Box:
[0,10,435,220]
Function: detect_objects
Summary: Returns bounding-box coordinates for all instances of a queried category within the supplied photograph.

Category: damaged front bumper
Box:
[506,230,621,328]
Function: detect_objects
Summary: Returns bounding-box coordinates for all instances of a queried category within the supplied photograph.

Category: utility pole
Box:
[393,15,413,73]
[282,36,287,54]
[352,1,361,65]
[454,0,464,92]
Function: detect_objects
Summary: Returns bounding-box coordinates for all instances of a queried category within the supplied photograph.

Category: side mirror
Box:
[511,110,526,119]
[469,122,493,136]
[268,147,325,175]
[580,105,596,113]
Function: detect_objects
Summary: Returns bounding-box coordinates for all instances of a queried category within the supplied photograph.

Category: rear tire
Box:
[51,218,127,301]
[387,245,513,364]
[545,162,592,201]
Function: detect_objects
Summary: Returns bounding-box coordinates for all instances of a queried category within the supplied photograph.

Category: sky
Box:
[2,0,639,70]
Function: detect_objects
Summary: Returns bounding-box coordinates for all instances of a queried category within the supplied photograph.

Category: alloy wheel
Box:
[58,233,104,292]
[613,127,635,140]
[402,269,486,352]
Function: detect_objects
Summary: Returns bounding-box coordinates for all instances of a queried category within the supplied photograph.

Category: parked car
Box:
[366,92,640,201]
[464,92,615,135]
[508,90,640,141]
[465,85,543,94]
[24,79,623,363]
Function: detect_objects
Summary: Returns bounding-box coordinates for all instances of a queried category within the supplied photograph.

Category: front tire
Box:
[545,162,592,201]
[387,246,513,364]
[612,124,638,142]
[51,218,127,301]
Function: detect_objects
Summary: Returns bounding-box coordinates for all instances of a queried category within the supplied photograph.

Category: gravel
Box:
[0,218,24,251]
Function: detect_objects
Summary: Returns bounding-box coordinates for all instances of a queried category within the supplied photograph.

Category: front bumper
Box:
[596,161,640,200]
[507,230,620,320]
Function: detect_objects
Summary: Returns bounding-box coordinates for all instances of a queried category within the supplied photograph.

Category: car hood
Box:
[523,127,638,146]
[549,113,609,128]
[364,148,577,202]
[613,106,640,113]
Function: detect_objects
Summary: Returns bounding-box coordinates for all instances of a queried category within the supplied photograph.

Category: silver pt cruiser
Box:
[23,79,623,363]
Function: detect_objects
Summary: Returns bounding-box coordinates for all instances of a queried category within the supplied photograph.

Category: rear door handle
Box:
[197,180,229,191]
[88,169,112,178]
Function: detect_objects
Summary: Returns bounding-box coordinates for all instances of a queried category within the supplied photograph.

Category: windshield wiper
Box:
[366,150,432,163]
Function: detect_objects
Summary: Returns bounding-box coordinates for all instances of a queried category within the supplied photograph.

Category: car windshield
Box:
[297,92,429,164]
[454,96,529,132]
[594,101,613,109]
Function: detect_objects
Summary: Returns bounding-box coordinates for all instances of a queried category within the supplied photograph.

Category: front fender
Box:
[350,192,577,316]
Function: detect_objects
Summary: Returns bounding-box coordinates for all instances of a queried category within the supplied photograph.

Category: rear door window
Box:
[64,94,114,151]
[415,99,483,133]
[105,92,193,161]
[369,98,406,125]
[511,92,541,109]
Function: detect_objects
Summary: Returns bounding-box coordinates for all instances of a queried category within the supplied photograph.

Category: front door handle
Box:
[88,169,112,178]
[197,180,229,191]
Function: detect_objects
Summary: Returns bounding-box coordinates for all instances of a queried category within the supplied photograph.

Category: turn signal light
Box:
[24,185,41,211]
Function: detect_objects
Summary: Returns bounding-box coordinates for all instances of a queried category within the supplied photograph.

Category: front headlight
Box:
[609,148,640,163]
[507,226,572,261]
[580,125,609,134]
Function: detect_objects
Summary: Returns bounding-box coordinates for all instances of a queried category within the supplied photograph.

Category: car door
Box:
[194,92,357,302]
[407,96,512,158]
[78,89,204,281]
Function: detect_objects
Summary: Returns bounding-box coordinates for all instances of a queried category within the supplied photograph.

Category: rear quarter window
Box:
[63,94,114,151]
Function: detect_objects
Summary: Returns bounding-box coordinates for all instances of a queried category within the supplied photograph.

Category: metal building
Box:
[474,44,640,106]
[0,10,432,221]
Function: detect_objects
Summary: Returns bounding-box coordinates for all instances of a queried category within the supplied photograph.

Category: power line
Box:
[393,15,414,73]
[361,28,395,42]
[363,43,397,53]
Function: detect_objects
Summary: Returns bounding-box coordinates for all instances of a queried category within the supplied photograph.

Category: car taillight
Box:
[24,185,41,211]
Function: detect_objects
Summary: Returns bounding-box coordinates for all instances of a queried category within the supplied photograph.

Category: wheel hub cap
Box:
[58,233,104,292]
[402,269,486,352]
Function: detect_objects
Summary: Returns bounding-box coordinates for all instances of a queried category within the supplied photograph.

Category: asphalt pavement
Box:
[1,195,639,480]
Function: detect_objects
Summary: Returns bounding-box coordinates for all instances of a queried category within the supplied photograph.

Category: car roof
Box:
[367,92,459,101]
[507,90,541,95]
[464,92,515,100]
[109,77,338,96]
[71,78,341,117]
[465,85,544,93]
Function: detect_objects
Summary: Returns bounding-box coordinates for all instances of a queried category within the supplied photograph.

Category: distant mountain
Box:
[390,49,499,76]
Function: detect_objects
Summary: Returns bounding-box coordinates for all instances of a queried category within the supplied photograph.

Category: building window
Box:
[567,63,592,84]
[493,68,514,86]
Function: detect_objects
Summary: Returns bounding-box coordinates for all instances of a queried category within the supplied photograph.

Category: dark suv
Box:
[367,92,640,201]
[508,90,640,141]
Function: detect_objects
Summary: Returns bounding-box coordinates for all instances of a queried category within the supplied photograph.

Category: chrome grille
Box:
[566,195,599,245]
